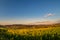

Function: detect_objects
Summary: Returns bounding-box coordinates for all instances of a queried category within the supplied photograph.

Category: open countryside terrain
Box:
[0,23,60,40]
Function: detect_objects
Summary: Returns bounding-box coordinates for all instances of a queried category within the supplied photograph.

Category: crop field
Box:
[0,26,60,40]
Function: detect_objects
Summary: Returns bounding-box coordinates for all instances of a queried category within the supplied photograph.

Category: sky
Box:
[0,0,60,25]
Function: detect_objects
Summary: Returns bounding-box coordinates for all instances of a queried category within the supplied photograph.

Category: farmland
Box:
[0,24,60,40]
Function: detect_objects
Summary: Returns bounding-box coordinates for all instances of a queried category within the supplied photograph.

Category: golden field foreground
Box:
[0,24,60,40]
[7,27,60,35]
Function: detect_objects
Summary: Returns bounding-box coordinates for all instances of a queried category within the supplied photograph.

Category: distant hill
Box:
[0,23,60,29]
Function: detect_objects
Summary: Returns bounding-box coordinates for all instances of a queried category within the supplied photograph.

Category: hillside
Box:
[0,23,60,29]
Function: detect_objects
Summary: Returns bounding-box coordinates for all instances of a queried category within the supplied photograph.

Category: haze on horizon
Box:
[0,0,60,25]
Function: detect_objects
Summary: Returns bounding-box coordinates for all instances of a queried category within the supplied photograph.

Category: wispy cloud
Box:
[44,13,54,18]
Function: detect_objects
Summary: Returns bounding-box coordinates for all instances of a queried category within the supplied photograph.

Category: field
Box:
[0,24,60,40]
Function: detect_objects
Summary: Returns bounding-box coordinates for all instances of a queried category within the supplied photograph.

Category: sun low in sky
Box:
[0,0,60,25]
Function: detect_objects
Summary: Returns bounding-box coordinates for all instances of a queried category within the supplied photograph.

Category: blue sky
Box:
[0,0,60,24]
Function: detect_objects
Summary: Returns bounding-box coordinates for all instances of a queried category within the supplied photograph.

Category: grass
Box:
[0,27,60,40]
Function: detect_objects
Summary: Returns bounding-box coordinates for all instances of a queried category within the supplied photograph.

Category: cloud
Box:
[44,13,54,18]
